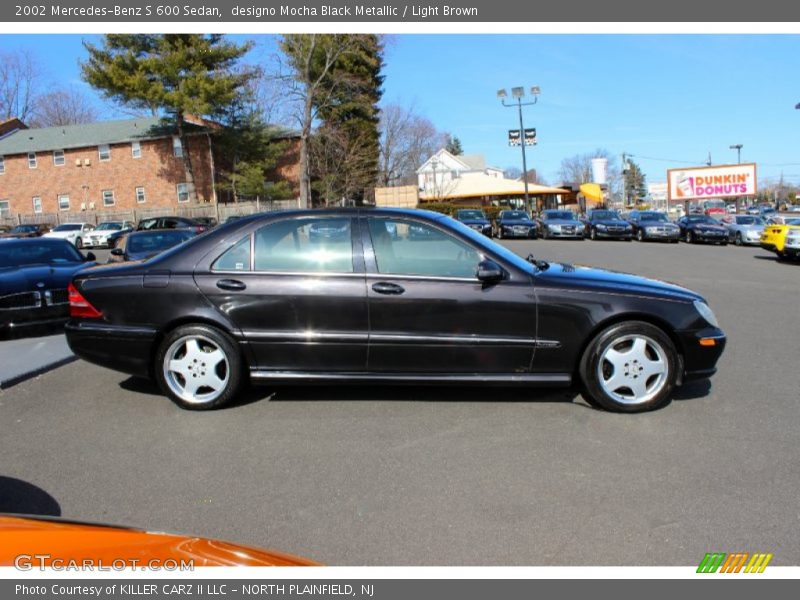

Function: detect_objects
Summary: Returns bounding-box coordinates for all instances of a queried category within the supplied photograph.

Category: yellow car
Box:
[760,218,800,260]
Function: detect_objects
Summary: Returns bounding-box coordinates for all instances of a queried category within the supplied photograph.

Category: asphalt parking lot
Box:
[1,239,798,565]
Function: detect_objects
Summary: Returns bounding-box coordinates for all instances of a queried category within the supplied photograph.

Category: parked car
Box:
[789,204,800,213]
[83,221,134,249]
[725,215,765,246]
[454,209,492,237]
[0,515,317,567]
[136,216,208,233]
[760,218,800,260]
[583,209,633,241]
[193,216,219,229]
[627,211,681,243]
[0,223,51,239]
[702,199,728,218]
[43,222,95,248]
[65,208,725,413]
[537,209,584,239]
[494,210,537,239]
[677,215,729,245]
[108,229,197,263]
[1,238,95,334]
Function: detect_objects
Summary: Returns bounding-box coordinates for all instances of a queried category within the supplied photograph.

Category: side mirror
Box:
[110,248,124,257]
[476,259,505,284]
[85,252,96,262]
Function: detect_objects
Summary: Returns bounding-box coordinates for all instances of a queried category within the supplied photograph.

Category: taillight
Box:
[195,226,205,234]
[68,283,103,319]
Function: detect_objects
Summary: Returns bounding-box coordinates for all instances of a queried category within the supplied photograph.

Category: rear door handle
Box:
[217,279,246,291]
[372,282,405,295]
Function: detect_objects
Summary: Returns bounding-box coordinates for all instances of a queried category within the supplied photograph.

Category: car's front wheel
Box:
[636,229,645,242]
[685,230,694,244]
[75,237,83,249]
[155,324,243,410]
[579,321,678,413]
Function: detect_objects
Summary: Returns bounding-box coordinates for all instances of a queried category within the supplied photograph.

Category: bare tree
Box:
[311,124,376,206]
[379,102,447,186]
[558,148,621,197]
[0,49,39,122]
[29,87,99,127]
[278,34,362,208]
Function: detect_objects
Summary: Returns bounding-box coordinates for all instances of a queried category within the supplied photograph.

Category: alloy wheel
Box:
[163,335,230,404]
[597,334,669,405]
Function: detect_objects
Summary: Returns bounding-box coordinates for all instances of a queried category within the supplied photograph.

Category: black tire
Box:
[497,229,503,240]
[155,324,244,410]
[75,237,83,249]
[735,232,743,246]
[685,230,694,244]
[590,227,597,240]
[636,229,645,242]
[579,321,678,413]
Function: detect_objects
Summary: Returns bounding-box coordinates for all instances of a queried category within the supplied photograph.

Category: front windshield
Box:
[787,219,800,226]
[736,216,762,225]
[0,242,83,268]
[704,200,726,208]
[10,225,38,233]
[640,213,668,222]
[590,210,620,220]
[52,224,81,232]
[501,211,529,221]
[96,222,122,231]
[457,210,486,220]
[127,231,192,254]
[544,211,575,221]
[686,215,717,224]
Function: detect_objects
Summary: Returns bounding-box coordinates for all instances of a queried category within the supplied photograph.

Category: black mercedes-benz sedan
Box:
[65,208,726,413]
[677,215,729,245]
[1,238,95,334]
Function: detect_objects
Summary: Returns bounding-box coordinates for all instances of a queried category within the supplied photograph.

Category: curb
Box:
[0,355,78,390]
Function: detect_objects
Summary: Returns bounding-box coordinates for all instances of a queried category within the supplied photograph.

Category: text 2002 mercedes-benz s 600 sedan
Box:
[65,208,726,413]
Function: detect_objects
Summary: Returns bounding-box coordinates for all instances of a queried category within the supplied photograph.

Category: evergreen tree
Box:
[623,159,647,204]
[81,34,254,203]
[445,134,463,156]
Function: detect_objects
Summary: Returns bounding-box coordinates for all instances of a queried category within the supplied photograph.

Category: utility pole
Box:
[729,144,743,164]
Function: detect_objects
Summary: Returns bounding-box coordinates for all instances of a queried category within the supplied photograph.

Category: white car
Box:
[83,221,134,248]
[43,222,95,248]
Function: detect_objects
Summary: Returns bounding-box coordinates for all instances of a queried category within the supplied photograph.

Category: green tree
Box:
[81,34,254,203]
[445,134,463,156]
[623,158,647,204]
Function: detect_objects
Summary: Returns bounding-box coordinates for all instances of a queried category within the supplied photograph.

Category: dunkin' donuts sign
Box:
[667,163,757,201]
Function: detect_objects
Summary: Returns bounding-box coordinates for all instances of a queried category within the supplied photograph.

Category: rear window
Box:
[213,236,251,271]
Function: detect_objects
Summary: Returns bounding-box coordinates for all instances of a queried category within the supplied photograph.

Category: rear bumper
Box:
[65,320,157,378]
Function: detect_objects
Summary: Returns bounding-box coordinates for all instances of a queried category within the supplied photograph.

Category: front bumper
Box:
[642,228,680,241]
[677,327,726,383]
[691,230,728,243]
[594,228,633,239]
[546,227,583,238]
[499,225,536,238]
[65,320,158,378]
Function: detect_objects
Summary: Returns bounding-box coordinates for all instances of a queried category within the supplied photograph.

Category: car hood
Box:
[0,262,92,295]
[459,218,490,226]
[592,219,630,227]
[688,223,726,231]
[534,262,703,302]
[641,221,679,228]
[499,219,535,226]
[44,231,79,239]
[542,219,581,226]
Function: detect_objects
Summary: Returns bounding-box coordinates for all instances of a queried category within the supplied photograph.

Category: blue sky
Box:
[2,34,800,186]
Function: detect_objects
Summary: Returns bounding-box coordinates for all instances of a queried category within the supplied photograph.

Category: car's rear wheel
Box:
[579,321,678,413]
[155,325,243,410]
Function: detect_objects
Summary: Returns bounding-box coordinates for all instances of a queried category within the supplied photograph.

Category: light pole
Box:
[498,86,540,210]
[430,158,438,200]
[729,144,743,164]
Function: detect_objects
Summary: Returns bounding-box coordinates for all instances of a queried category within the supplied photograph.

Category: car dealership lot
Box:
[1,239,798,565]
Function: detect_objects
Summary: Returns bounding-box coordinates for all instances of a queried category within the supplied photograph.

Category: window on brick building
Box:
[135,187,146,203]
[32,197,42,214]
[98,144,111,161]
[172,136,183,158]
[28,152,37,169]
[176,183,190,203]
[58,194,70,211]
[102,190,115,207]
[0,156,5,174]
[131,141,141,158]
[0,200,9,218]
[53,149,65,166]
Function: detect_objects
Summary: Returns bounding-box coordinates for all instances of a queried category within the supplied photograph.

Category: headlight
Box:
[596,224,607,230]
[548,224,561,231]
[787,230,800,238]
[693,300,719,328]
[645,226,657,233]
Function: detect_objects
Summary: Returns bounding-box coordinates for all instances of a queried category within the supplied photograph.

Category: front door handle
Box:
[216,279,246,291]
[372,282,405,295]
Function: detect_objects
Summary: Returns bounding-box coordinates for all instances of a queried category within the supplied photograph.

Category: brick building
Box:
[0,116,218,221]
